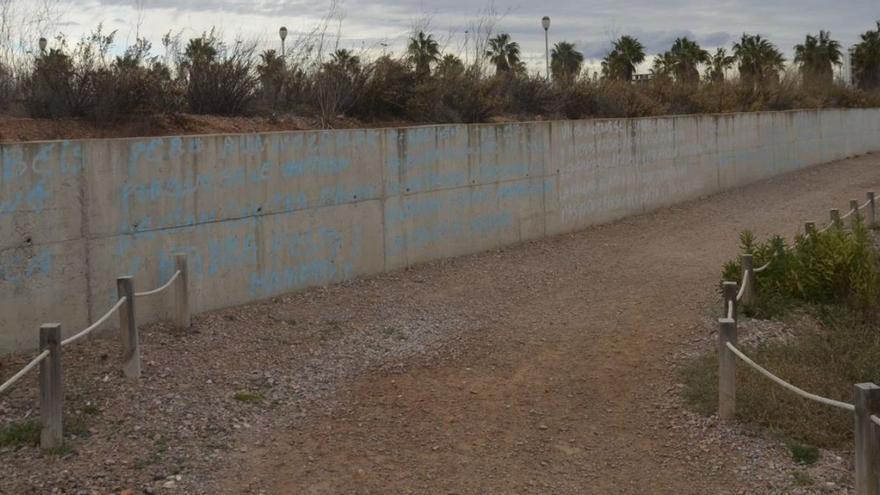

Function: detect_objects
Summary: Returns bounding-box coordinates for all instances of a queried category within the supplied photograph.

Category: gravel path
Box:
[2,153,879,494]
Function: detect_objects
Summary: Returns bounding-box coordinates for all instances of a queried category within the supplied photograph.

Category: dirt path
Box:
[208,153,880,494]
[3,154,878,494]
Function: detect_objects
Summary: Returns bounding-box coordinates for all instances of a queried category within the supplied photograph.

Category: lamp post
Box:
[541,16,550,80]
[38,37,47,55]
[279,26,288,59]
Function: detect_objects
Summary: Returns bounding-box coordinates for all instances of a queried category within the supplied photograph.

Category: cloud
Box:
[49,0,880,70]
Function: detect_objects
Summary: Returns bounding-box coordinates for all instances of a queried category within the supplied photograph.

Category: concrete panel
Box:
[0,140,83,249]
[0,239,89,350]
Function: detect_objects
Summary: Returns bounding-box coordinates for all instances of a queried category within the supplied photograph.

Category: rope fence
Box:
[134,270,180,298]
[61,297,127,347]
[717,190,880,495]
[0,253,190,449]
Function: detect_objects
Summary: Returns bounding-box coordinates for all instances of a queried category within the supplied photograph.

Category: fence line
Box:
[725,341,854,411]
[717,190,880,495]
[0,256,190,449]
[134,270,180,298]
[61,297,127,347]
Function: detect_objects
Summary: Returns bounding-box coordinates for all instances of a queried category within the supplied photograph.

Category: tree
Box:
[601,35,645,82]
[794,30,842,88]
[667,37,709,85]
[406,31,440,79]
[650,52,675,82]
[436,54,466,79]
[852,21,880,90]
[327,48,361,75]
[705,47,736,83]
[485,33,522,76]
[551,41,584,84]
[732,33,785,88]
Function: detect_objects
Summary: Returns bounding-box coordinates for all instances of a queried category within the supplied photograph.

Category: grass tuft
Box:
[233,391,263,404]
[0,420,40,448]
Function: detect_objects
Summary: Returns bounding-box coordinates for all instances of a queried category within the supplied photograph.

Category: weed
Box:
[0,420,40,448]
[788,441,820,465]
[233,391,263,404]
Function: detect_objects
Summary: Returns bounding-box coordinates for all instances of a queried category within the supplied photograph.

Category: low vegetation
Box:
[0,17,878,127]
[682,218,880,450]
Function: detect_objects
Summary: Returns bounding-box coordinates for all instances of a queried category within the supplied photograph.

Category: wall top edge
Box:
[0,107,868,147]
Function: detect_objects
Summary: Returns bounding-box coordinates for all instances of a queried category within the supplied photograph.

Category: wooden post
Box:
[722,281,738,322]
[851,199,861,228]
[868,192,876,228]
[831,208,841,227]
[39,324,63,449]
[805,221,816,236]
[718,318,737,421]
[854,383,880,495]
[174,253,190,330]
[741,255,755,305]
[117,276,140,379]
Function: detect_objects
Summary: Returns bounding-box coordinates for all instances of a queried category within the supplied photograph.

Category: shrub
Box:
[182,33,258,116]
[722,219,880,317]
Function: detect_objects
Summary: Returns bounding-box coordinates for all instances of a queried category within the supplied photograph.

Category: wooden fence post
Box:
[117,276,140,379]
[718,318,738,421]
[805,221,816,236]
[39,323,63,449]
[851,199,862,228]
[868,192,876,228]
[741,255,755,305]
[831,209,841,227]
[854,383,880,495]
[722,281,738,322]
[174,253,190,330]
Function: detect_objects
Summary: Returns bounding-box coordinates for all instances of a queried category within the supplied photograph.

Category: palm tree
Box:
[705,48,736,83]
[732,34,786,89]
[485,33,522,76]
[668,37,710,85]
[184,34,219,66]
[601,35,645,82]
[551,41,584,83]
[852,21,880,90]
[436,54,465,79]
[650,52,675,82]
[406,31,440,78]
[794,30,842,88]
[328,48,361,75]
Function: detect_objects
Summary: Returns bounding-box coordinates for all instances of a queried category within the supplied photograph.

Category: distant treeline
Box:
[1,20,879,126]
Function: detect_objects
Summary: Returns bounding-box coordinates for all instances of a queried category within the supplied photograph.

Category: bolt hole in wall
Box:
[0,108,878,352]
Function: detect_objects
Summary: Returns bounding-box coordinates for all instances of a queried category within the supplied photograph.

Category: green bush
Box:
[722,219,880,317]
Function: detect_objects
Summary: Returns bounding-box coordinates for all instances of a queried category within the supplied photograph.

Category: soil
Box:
[2,153,879,494]
[0,113,531,143]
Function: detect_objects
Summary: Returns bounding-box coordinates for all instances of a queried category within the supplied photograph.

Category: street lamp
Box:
[279,26,288,58]
[38,37,47,54]
[541,16,550,80]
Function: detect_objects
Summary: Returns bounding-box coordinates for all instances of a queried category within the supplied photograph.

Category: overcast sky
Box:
[29,0,880,73]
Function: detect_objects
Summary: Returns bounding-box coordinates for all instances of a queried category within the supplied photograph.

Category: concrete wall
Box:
[2,108,879,352]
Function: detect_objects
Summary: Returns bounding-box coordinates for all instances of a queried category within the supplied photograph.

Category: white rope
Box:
[817,223,833,234]
[727,300,735,320]
[861,199,872,209]
[134,270,180,298]
[61,297,127,347]
[736,272,749,302]
[0,350,49,395]
[872,415,880,428]
[754,261,771,273]
[725,342,854,411]
[841,208,856,220]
